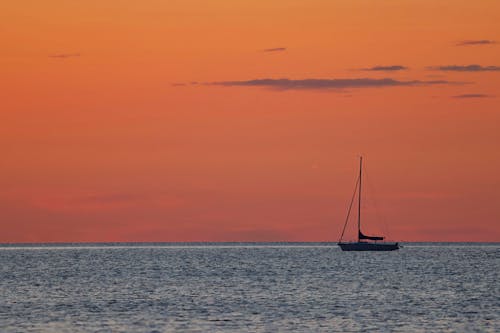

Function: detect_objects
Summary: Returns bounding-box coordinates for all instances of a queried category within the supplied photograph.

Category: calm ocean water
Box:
[0,243,498,332]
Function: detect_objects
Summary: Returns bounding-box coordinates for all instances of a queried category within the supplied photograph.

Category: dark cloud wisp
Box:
[429,65,500,72]
[360,65,408,71]
[49,53,81,59]
[452,94,493,99]
[207,78,460,90]
[262,47,287,52]
[456,40,497,46]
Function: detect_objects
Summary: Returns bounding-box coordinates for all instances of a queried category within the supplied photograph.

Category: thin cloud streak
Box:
[452,94,493,98]
[207,78,463,90]
[49,53,81,59]
[428,65,500,72]
[456,40,497,46]
[360,65,408,71]
[262,47,287,52]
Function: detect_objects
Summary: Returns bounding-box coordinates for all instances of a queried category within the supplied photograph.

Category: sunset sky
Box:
[1,0,499,242]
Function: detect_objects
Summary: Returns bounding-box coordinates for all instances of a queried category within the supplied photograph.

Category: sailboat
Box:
[338,157,399,251]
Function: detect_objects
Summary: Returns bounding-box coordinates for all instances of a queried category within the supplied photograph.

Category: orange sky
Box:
[1,0,499,242]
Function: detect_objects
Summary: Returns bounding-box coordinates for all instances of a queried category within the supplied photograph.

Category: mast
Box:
[357,156,362,242]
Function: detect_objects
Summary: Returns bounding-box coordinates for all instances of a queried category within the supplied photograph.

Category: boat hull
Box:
[338,242,399,251]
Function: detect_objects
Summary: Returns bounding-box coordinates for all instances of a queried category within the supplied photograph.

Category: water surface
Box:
[1,243,498,332]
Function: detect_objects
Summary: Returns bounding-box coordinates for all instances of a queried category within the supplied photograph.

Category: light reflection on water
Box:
[0,243,498,332]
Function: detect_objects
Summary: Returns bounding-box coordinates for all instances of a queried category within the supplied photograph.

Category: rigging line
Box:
[364,167,390,236]
[338,174,360,243]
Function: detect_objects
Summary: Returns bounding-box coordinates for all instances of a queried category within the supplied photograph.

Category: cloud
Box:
[452,94,493,98]
[456,40,497,46]
[206,77,462,90]
[428,64,500,72]
[42,192,183,213]
[172,81,199,87]
[360,65,408,71]
[49,53,81,59]
[262,47,287,52]
[3,188,185,214]
[224,228,292,242]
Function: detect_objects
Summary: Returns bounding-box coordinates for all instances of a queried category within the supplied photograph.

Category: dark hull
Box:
[338,242,399,251]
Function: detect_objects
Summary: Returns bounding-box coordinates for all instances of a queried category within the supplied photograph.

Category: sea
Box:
[0,243,498,332]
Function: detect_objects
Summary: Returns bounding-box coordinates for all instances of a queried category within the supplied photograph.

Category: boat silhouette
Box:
[338,157,399,251]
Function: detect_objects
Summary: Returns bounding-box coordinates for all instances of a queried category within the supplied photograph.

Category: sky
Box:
[1,0,499,242]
